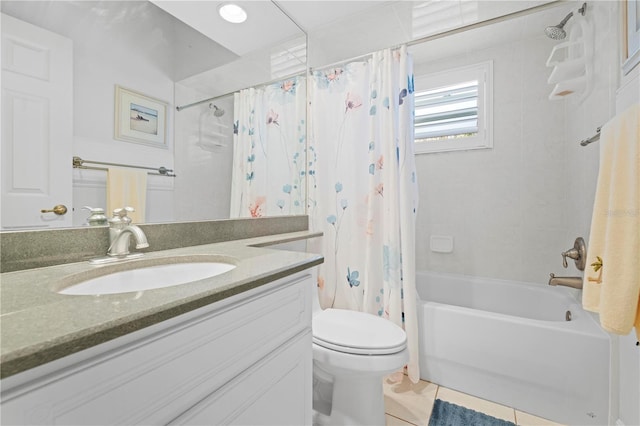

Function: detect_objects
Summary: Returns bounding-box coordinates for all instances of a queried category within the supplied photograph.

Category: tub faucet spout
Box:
[548,273,583,289]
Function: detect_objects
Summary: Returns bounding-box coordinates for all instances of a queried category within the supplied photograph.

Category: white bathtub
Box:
[416,271,611,426]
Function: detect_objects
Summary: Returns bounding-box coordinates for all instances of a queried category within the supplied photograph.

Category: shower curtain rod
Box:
[175,70,306,111]
[310,0,566,72]
[406,0,566,47]
[175,92,233,112]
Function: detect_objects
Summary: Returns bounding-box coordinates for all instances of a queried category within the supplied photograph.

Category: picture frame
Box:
[114,85,168,148]
[623,0,640,75]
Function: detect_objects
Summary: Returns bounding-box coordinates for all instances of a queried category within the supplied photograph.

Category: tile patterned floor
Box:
[383,375,566,426]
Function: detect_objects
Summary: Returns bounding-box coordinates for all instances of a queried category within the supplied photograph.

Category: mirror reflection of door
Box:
[1,13,73,229]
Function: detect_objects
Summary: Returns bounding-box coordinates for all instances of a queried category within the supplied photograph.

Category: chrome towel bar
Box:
[580,127,601,146]
[72,156,176,177]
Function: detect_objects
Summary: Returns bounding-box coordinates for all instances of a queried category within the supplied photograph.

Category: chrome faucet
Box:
[107,207,149,256]
[89,207,148,265]
[548,273,583,289]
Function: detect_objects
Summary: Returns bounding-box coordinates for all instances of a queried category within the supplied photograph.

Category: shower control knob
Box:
[561,237,587,271]
[561,249,579,268]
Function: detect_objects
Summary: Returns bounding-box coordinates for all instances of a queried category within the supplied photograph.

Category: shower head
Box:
[545,11,573,40]
[545,3,587,40]
[209,103,225,117]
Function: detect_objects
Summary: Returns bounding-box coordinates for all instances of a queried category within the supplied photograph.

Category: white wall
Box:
[173,84,234,222]
[563,4,640,425]
[560,4,640,425]
[613,53,640,426]
[564,2,619,247]
[412,3,621,286]
[70,12,175,226]
[413,26,572,283]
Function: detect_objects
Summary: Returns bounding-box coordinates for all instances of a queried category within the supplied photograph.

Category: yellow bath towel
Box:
[107,167,147,224]
[582,103,640,341]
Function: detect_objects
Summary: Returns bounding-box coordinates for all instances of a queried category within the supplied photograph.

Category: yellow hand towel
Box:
[107,167,147,224]
[582,103,640,341]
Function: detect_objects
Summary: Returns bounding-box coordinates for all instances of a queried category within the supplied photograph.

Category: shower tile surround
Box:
[411,1,618,283]
[408,3,633,424]
[0,216,309,273]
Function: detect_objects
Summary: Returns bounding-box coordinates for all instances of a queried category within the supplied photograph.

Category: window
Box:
[270,36,307,79]
[414,61,493,154]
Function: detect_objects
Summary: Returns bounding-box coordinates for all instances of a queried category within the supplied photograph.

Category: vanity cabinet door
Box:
[1,271,313,426]
[170,330,312,426]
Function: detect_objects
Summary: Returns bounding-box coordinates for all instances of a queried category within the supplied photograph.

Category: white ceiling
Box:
[1,0,574,96]
[279,0,562,35]
[276,1,390,31]
[151,0,566,67]
[151,1,304,56]
[152,1,394,56]
[286,0,565,67]
[149,0,573,98]
[0,0,240,81]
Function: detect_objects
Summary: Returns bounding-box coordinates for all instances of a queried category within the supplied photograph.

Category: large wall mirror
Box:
[0,1,307,230]
[2,0,613,236]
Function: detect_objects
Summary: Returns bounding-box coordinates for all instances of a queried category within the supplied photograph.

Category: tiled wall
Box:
[563,1,619,248]
[411,3,617,284]
[173,84,234,222]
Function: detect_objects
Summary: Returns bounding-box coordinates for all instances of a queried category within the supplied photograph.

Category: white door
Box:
[1,13,73,229]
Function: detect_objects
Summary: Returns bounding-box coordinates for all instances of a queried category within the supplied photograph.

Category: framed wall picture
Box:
[623,0,640,75]
[114,85,168,148]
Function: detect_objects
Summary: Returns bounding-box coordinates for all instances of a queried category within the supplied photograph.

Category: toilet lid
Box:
[313,309,407,355]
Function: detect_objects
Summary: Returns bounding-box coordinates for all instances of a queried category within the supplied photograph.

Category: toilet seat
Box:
[312,308,407,355]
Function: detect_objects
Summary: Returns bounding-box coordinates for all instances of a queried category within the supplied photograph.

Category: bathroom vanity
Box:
[0,232,322,425]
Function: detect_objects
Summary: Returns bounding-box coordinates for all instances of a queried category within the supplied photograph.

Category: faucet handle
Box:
[113,206,135,217]
[561,237,587,271]
[561,248,579,268]
[110,207,135,226]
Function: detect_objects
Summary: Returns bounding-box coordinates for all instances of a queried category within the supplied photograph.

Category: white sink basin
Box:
[58,257,236,296]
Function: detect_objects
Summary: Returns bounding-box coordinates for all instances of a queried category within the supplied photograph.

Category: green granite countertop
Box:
[0,231,323,379]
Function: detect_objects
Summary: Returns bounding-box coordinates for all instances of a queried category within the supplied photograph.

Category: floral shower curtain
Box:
[308,46,420,382]
[230,77,306,218]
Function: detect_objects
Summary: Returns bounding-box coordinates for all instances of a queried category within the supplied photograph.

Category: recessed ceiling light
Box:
[218,3,247,24]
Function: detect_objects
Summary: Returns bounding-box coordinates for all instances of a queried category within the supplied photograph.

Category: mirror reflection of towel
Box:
[107,167,147,224]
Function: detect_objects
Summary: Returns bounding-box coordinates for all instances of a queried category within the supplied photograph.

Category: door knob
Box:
[41,204,68,215]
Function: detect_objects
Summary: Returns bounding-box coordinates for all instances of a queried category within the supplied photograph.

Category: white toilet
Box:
[311,292,409,425]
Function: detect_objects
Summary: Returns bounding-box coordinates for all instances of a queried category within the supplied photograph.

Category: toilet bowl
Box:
[312,308,409,426]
